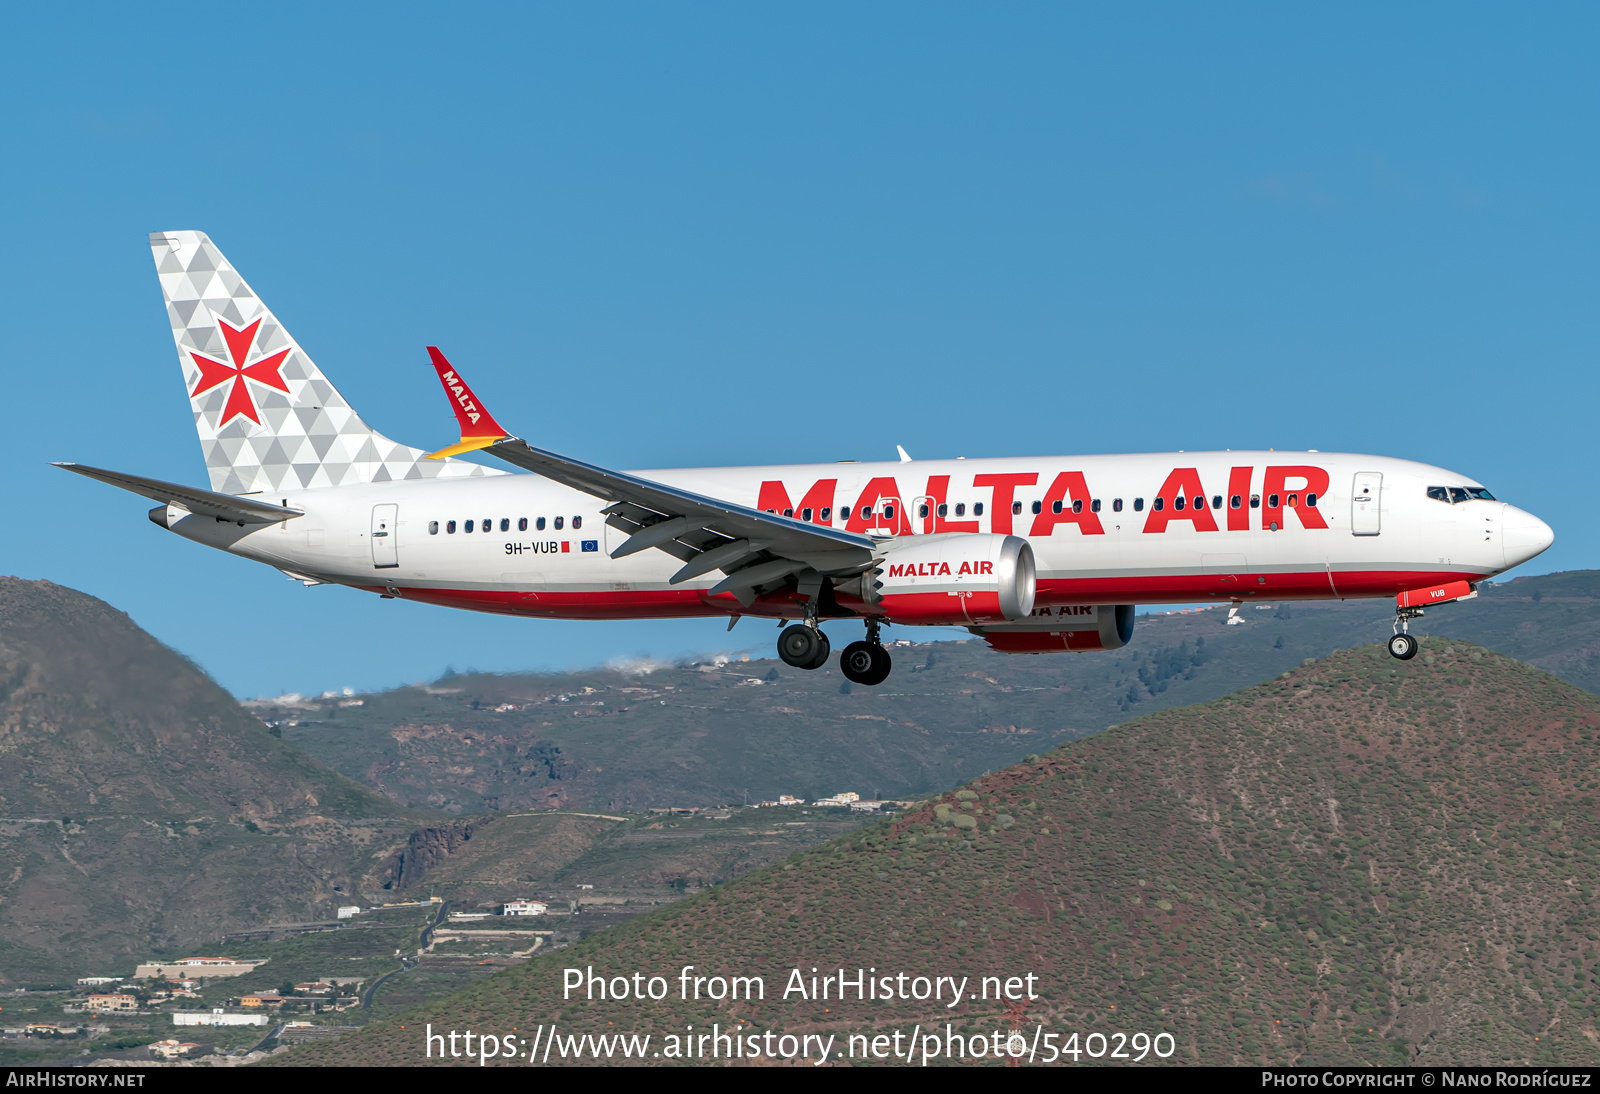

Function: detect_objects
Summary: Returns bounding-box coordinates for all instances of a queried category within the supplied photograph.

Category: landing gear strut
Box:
[840,619,892,686]
[1388,608,1422,660]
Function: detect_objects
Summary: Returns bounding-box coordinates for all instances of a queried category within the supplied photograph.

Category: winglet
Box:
[426,347,511,459]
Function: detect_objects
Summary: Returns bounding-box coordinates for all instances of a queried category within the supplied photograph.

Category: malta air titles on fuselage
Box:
[751,460,1331,537]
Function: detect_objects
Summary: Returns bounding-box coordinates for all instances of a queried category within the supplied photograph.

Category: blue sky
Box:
[1,5,1594,697]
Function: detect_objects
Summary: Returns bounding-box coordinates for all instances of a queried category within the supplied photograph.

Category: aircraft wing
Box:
[54,463,304,525]
[424,349,876,602]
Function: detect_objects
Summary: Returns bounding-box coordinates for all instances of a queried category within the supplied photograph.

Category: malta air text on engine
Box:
[887,560,996,578]
[756,464,1333,536]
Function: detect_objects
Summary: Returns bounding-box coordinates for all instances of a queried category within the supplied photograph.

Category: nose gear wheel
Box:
[1388,606,1424,660]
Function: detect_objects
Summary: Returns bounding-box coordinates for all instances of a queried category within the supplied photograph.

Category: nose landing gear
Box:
[1388,607,1423,660]
[1387,633,1418,660]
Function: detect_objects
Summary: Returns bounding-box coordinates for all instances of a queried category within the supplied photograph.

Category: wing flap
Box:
[485,437,873,568]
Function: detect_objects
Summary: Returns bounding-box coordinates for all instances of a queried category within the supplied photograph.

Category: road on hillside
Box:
[363,901,450,1011]
[250,1021,286,1054]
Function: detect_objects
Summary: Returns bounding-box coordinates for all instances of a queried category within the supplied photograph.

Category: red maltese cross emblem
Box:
[189,318,291,426]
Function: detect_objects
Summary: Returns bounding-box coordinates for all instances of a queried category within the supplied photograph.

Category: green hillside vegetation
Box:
[408,809,873,903]
[277,640,1600,1066]
[0,578,417,983]
[271,570,1600,813]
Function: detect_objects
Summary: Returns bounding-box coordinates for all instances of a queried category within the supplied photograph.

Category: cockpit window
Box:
[1429,484,1496,503]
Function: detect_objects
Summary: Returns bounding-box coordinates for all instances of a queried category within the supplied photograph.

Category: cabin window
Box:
[1113,498,1123,512]
[783,508,793,517]
[1268,494,1279,508]
[918,504,930,519]
[465,520,474,533]
[1051,500,1063,514]
[429,521,439,535]
[500,518,510,532]
[574,516,583,529]
[1250,495,1260,509]
[1230,495,1241,509]
[1212,495,1222,510]
[1031,500,1043,515]
[973,502,984,516]
[518,517,528,531]
[1173,495,1185,511]
[1091,499,1101,513]
[820,507,832,521]
[482,517,490,531]
[801,507,813,521]
[938,503,948,517]
[1286,493,1298,507]
[1153,497,1165,512]
[1426,486,1449,502]
[447,520,456,534]
[1072,499,1083,514]
[882,505,895,520]
[1012,501,1023,516]
[1306,493,1318,508]
[554,517,564,530]
[1133,498,1144,512]
[954,503,966,517]
[536,517,546,531]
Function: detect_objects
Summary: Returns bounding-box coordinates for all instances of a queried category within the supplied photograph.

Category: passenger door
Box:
[371,504,399,568]
[1351,473,1382,536]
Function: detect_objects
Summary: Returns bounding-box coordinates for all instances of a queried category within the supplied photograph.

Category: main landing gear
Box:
[840,618,892,686]
[775,617,893,685]
[777,622,831,670]
[1388,607,1423,661]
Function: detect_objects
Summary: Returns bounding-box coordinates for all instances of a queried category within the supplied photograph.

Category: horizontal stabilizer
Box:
[53,463,303,525]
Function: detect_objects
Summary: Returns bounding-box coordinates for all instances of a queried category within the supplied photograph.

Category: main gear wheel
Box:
[778,624,830,670]
[840,640,892,685]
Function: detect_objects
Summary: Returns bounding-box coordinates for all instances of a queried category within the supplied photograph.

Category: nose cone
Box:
[1502,504,1554,569]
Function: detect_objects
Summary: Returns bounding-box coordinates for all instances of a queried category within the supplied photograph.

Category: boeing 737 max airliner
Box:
[57,232,1554,685]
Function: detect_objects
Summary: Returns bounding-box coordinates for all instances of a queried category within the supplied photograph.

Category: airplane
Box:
[56,231,1555,685]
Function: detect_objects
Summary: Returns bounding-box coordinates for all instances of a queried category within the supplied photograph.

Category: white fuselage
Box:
[161,450,1552,625]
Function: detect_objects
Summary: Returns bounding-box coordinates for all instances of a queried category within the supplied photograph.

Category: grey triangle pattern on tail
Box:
[149,231,503,495]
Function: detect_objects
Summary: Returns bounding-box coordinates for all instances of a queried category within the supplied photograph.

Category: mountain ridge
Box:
[0,577,419,982]
[265,569,1600,813]
[275,639,1600,1066]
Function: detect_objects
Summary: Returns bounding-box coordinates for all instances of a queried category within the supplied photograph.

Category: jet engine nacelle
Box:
[859,533,1036,626]
[972,603,1136,654]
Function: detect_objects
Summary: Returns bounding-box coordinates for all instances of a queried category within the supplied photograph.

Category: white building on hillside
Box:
[501,900,548,917]
[172,1010,268,1027]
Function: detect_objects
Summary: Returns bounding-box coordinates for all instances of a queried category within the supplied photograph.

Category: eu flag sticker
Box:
[581,540,599,552]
